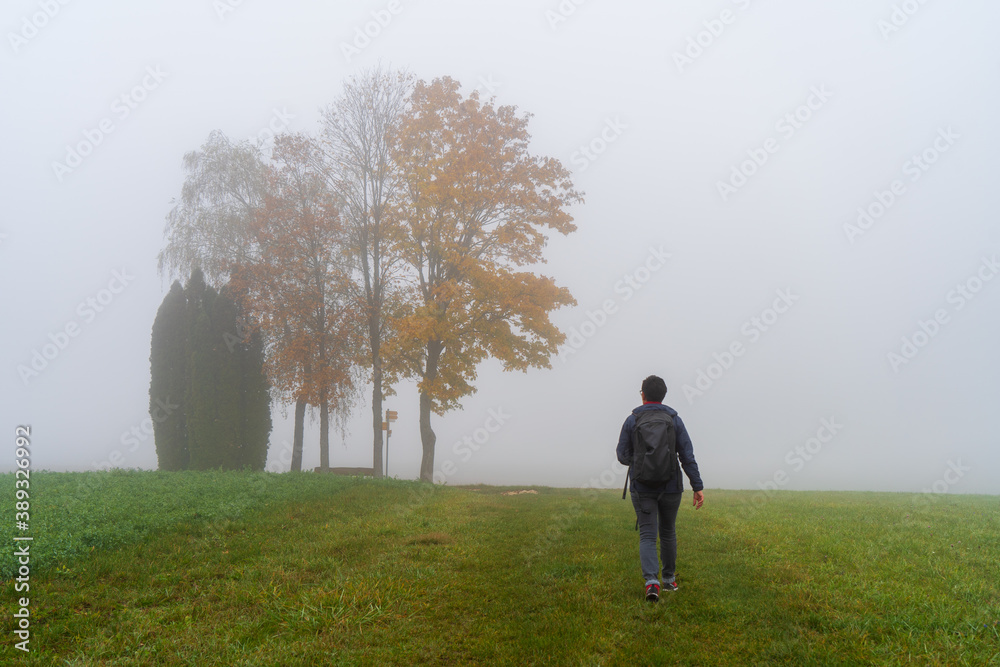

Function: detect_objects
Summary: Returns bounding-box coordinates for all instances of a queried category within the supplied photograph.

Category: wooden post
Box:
[384,409,398,477]
[382,419,389,477]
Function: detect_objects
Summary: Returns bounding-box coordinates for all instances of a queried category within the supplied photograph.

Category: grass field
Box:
[1,471,998,665]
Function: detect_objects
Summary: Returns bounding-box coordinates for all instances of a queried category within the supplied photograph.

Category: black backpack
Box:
[623,410,677,499]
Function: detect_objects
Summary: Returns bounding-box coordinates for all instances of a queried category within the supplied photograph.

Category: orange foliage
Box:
[386,77,583,413]
[232,133,362,411]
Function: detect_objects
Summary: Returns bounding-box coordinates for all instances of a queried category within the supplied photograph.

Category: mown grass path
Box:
[2,472,998,665]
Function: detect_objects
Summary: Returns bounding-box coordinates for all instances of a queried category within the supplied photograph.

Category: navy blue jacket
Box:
[617,403,703,495]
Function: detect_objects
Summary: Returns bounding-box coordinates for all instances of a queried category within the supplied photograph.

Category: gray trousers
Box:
[630,491,682,586]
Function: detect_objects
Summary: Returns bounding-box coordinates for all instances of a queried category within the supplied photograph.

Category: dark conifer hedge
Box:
[150,268,272,470]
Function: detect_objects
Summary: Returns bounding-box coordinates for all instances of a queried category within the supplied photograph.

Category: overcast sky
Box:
[2,0,998,494]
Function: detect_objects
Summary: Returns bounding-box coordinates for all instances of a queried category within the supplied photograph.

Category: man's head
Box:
[640,375,667,403]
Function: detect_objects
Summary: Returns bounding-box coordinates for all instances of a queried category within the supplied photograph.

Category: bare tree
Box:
[158,130,270,285]
[318,66,413,478]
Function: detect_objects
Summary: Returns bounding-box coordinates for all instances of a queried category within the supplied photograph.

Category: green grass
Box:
[1,472,998,665]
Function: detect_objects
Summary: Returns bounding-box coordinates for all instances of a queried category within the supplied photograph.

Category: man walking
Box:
[617,374,704,602]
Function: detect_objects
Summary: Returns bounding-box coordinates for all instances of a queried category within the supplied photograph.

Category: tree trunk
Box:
[371,333,384,478]
[319,387,330,471]
[418,341,443,482]
[291,398,306,472]
[418,390,436,482]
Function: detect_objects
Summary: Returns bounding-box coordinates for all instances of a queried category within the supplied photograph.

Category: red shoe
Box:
[645,583,660,602]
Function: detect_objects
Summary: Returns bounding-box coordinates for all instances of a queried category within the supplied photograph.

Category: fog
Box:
[3,0,998,494]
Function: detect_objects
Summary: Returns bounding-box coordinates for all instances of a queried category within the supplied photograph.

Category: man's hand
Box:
[692,490,704,509]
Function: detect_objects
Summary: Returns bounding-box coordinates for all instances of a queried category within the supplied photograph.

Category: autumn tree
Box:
[159,131,311,465]
[235,133,363,471]
[318,67,412,478]
[388,77,583,482]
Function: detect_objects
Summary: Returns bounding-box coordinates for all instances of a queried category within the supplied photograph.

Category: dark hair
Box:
[641,375,667,403]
